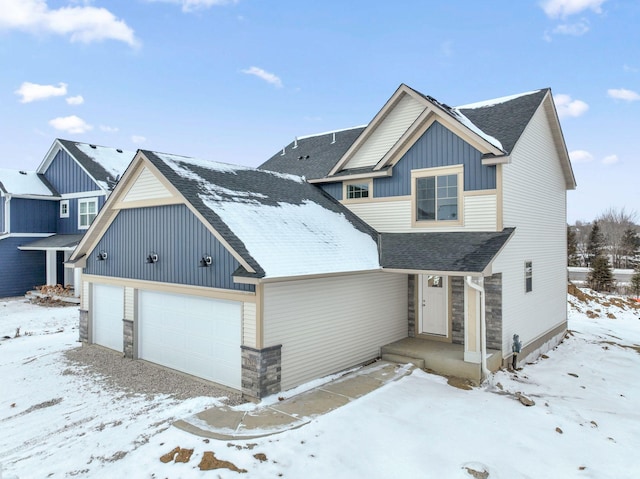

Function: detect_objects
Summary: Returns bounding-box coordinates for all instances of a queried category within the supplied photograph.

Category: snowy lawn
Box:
[1,289,639,478]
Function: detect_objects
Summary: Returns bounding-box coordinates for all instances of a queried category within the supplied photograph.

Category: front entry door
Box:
[420,275,448,336]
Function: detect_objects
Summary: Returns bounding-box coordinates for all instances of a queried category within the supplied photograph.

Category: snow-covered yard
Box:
[1,289,639,478]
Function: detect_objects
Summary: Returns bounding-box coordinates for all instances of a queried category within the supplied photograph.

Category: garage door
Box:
[138,291,242,389]
[93,284,124,352]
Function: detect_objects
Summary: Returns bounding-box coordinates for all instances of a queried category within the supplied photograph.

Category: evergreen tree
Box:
[631,267,640,299]
[587,253,614,292]
[567,225,579,266]
[586,221,605,267]
[620,227,640,269]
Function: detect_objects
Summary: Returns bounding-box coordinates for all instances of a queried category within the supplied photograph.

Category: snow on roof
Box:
[0,169,55,196]
[449,109,504,151]
[455,90,542,110]
[159,153,380,278]
[75,143,136,183]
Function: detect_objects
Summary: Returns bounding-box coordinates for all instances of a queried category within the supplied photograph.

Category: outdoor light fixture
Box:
[199,255,213,267]
[146,252,159,264]
[96,251,108,261]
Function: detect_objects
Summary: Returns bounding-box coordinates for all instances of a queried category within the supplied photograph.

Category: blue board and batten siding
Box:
[0,196,4,232]
[0,237,45,297]
[10,198,57,233]
[44,148,98,194]
[57,196,106,234]
[320,121,496,201]
[85,204,254,293]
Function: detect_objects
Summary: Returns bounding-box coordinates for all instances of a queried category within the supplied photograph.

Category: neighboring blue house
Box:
[0,139,134,298]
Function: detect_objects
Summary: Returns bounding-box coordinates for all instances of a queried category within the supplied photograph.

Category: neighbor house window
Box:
[60,200,69,218]
[412,166,463,223]
[78,197,98,229]
[525,261,533,293]
[344,180,372,200]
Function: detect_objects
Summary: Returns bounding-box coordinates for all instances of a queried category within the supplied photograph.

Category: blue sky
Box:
[1,0,638,223]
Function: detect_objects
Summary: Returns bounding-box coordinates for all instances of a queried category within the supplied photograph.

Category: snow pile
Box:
[0,169,55,196]
[1,288,639,478]
[75,143,136,187]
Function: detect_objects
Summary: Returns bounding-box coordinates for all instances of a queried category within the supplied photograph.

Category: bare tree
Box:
[573,220,591,267]
[596,207,638,268]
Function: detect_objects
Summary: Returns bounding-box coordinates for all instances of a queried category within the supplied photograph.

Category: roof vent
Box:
[89,144,97,149]
[331,132,336,144]
[19,170,27,175]
[298,155,310,160]
[116,148,123,153]
[293,138,298,149]
[281,147,286,156]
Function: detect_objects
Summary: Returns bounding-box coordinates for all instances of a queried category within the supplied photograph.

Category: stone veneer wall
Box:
[123,319,134,359]
[450,274,502,350]
[241,344,282,399]
[79,309,88,343]
[408,275,416,337]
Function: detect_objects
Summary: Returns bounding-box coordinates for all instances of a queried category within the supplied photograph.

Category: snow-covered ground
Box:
[1,289,639,479]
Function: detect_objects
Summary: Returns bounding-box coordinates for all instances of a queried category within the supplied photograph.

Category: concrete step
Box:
[381,353,425,369]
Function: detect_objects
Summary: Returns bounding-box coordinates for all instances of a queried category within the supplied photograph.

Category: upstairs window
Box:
[412,166,463,224]
[60,200,69,218]
[344,180,372,201]
[78,197,98,230]
[525,261,533,293]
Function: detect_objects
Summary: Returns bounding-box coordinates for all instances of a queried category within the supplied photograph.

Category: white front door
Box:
[419,275,448,336]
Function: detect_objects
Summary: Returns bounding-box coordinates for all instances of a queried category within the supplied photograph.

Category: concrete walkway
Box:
[174,360,414,440]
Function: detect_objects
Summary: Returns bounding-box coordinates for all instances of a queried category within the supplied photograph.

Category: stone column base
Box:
[241,345,282,399]
[79,309,89,343]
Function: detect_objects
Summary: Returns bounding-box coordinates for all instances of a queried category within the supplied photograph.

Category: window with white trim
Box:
[412,166,463,223]
[525,261,533,293]
[78,197,98,230]
[60,200,69,218]
[344,180,372,200]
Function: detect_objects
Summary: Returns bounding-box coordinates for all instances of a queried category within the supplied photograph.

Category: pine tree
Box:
[620,227,640,269]
[631,267,640,299]
[586,221,605,267]
[567,225,579,266]
[587,253,614,292]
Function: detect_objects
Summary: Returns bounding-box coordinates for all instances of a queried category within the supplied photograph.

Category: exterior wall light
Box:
[96,251,108,261]
[199,255,213,267]
[146,252,159,264]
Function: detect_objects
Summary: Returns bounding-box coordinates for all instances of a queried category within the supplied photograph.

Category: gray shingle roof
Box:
[142,151,380,279]
[57,139,134,188]
[18,234,85,250]
[380,228,515,273]
[259,127,365,180]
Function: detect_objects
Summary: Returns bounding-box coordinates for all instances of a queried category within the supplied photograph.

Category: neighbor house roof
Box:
[259,126,366,180]
[380,228,515,275]
[142,151,381,279]
[0,168,58,196]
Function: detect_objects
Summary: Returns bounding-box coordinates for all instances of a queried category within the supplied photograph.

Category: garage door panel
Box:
[138,290,241,389]
[93,284,124,352]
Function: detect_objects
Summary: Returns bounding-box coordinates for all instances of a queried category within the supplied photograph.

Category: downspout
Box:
[4,194,11,234]
[465,275,488,382]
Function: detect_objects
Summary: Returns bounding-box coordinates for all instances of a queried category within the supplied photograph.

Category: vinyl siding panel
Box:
[84,204,254,292]
[11,198,57,233]
[320,182,343,201]
[242,301,257,348]
[263,271,407,390]
[0,196,5,232]
[44,148,98,194]
[124,286,135,321]
[81,280,89,310]
[345,194,497,233]
[122,167,173,202]
[374,121,494,198]
[0,237,46,297]
[345,94,426,169]
[493,103,567,354]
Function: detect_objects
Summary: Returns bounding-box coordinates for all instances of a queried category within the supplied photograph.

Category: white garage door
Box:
[138,290,242,389]
[93,284,124,352]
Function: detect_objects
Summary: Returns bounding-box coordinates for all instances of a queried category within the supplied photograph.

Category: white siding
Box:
[263,271,408,390]
[344,94,425,169]
[493,102,568,354]
[81,280,89,310]
[242,301,257,348]
[122,167,173,202]
[124,286,135,321]
[345,194,497,233]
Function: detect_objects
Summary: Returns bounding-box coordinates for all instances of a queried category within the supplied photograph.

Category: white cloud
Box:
[145,0,237,13]
[131,135,146,144]
[100,125,119,133]
[241,66,283,88]
[0,0,139,47]
[15,81,67,103]
[607,88,640,102]
[541,0,606,19]
[602,154,619,165]
[569,150,593,163]
[48,115,93,133]
[554,94,589,118]
[66,94,84,105]
[553,20,589,35]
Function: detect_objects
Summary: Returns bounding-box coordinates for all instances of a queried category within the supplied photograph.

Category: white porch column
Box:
[465,276,488,380]
[64,251,73,287]
[45,250,57,286]
[73,268,82,298]
[463,278,481,364]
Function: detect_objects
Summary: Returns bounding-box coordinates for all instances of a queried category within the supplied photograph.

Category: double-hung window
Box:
[412,166,463,224]
[60,200,69,218]
[78,197,98,230]
[344,180,372,201]
[525,261,533,293]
